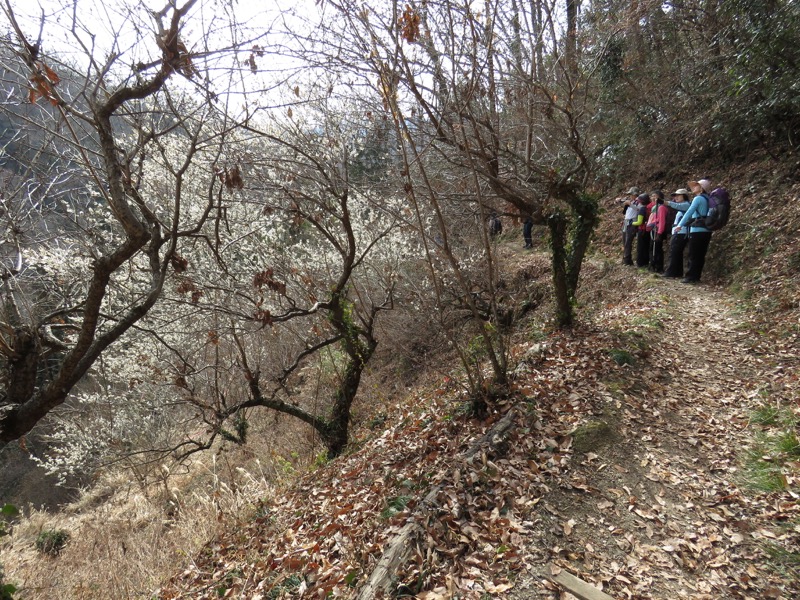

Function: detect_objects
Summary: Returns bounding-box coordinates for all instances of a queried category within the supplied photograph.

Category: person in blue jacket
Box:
[672,178,712,283]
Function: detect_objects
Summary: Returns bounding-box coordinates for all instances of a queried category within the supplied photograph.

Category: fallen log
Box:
[543,563,616,600]
[355,409,518,600]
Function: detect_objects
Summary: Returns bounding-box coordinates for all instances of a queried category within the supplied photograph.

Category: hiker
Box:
[647,190,669,272]
[662,188,692,278]
[488,212,502,238]
[522,216,533,249]
[622,187,640,265]
[673,178,713,283]
[633,193,652,268]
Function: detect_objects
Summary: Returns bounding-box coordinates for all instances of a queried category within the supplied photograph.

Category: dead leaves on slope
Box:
[160,295,800,600]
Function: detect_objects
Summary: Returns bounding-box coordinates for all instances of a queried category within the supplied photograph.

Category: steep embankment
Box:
[154,248,799,600]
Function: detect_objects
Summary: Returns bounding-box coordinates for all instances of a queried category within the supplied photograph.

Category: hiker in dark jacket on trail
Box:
[522,216,533,249]
[488,212,502,238]
[662,188,692,278]
[673,179,712,283]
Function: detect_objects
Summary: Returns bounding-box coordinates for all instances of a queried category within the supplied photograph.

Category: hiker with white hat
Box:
[621,186,640,265]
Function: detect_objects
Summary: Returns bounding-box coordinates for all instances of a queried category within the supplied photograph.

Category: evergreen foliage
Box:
[34,529,70,556]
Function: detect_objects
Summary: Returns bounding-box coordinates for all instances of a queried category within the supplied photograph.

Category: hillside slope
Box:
[596,156,800,336]
[3,162,799,599]
[153,245,799,600]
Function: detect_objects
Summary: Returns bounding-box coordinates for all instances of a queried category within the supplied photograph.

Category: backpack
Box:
[664,205,678,233]
[637,203,651,232]
[489,216,502,236]
[646,206,659,231]
[702,187,730,231]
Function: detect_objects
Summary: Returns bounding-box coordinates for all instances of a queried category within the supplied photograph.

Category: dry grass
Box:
[0,412,315,600]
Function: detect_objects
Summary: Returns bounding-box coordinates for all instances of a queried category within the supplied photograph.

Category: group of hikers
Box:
[487,176,725,285]
[621,178,719,284]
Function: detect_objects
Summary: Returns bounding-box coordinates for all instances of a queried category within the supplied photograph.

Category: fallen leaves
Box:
[158,268,800,600]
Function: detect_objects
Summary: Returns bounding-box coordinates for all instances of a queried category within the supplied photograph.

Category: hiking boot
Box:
[680,278,699,284]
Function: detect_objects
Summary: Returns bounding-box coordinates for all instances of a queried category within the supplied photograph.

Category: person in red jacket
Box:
[647,190,670,272]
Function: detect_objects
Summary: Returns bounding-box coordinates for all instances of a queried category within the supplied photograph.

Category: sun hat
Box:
[636,193,649,203]
[688,179,712,193]
[627,186,640,195]
[671,188,691,196]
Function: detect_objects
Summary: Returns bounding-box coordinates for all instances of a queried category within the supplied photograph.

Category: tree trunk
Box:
[6,327,39,406]
[321,293,378,458]
[321,338,376,458]
[566,0,579,76]
[566,195,599,297]
[548,212,573,327]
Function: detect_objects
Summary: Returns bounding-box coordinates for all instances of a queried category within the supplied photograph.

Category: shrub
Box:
[742,403,800,493]
[0,564,16,600]
[380,495,412,519]
[0,505,18,539]
[608,348,635,366]
[35,529,70,556]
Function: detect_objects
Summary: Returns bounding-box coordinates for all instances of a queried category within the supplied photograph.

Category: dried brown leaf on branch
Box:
[170,254,189,273]
[398,4,421,43]
[217,166,244,190]
[247,54,258,73]
[28,61,61,105]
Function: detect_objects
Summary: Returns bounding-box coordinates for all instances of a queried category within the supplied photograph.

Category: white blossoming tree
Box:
[140,84,408,461]
[0,0,272,447]
[0,0,416,477]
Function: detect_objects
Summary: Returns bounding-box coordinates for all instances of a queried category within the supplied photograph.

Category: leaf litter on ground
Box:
[159,255,800,600]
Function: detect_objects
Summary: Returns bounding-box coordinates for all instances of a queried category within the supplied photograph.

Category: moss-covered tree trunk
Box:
[320,346,374,458]
[566,194,600,295]
[321,293,377,458]
[548,192,600,328]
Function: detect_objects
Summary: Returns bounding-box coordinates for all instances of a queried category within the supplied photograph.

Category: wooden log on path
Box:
[543,563,616,600]
[354,409,518,600]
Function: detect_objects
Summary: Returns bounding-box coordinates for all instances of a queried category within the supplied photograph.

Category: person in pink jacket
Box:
[646,190,670,273]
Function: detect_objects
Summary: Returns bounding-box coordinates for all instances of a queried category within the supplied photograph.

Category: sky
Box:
[5,0,323,77]
[3,0,335,119]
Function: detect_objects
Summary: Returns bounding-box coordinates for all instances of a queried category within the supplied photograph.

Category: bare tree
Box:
[0,0,266,445]
[111,88,405,462]
[327,0,602,329]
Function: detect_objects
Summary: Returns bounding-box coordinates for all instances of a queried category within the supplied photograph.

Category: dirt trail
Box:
[511,274,799,599]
